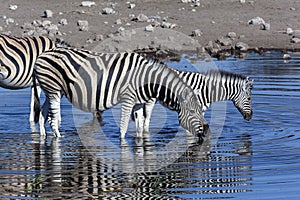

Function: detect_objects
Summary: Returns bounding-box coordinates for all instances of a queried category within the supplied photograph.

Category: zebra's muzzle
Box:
[243,111,252,120]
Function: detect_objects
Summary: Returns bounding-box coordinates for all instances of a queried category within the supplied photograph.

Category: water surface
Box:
[0,51,300,199]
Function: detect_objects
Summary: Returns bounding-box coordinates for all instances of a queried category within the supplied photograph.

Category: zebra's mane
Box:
[203,69,247,80]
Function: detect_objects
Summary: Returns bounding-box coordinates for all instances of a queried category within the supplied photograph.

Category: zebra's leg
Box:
[39,98,50,137]
[120,98,135,139]
[143,99,156,133]
[29,84,41,123]
[132,104,145,138]
[47,93,62,137]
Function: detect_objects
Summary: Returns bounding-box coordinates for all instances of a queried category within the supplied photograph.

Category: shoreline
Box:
[1,0,300,57]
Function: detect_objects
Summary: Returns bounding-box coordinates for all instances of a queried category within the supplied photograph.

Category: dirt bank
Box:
[1,0,300,56]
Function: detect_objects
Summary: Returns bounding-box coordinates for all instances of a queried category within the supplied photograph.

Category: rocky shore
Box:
[1,0,300,58]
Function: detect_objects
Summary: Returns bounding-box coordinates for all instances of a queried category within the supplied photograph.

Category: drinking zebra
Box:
[34,48,207,138]
[133,69,253,134]
[0,33,55,122]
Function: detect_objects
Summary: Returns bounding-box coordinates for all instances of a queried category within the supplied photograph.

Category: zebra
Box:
[34,48,208,138]
[0,33,55,122]
[132,69,253,134]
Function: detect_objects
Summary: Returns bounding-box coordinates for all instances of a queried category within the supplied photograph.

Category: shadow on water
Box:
[0,51,300,199]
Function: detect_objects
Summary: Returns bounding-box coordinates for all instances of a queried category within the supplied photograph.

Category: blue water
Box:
[0,51,300,199]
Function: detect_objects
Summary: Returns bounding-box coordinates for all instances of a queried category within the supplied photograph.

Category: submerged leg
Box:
[120,95,135,138]
[143,99,156,133]
[47,93,62,137]
[39,98,50,137]
[132,104,145,138]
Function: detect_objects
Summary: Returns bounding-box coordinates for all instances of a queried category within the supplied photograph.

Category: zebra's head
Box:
[232,77,253,120]
[178,88,208,138]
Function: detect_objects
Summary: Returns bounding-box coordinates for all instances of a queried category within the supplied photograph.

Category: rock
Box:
[205,41,221,55]
[248,16,265,25]
[290,7,296,11]
[102,7,115,15]
[44,10,53,18]
[145,24,155,32]
[5,18,15,25]
[9,5,18,10]
[118,27,125,33]
[77,20,89,31]
[191,29,202,37]
[283,54,291,60]
[115,19,122,25]
[81,1,95,7]
[240,0,246,3]
[42,20,52,27]
[161,22,176,29]
[286,28,293,35]
[227,32,237,39]
[0,26,3,32]
[235,42,249,51]
[59,18,68,25]
[21,22,34,30]
[292,30,300,38]
[137,13,148,22]
[128,3,136,9]
[32,20,42,27]
[291,37,300,44]
[95,34,104,41]
[217,37,232,46]
[260,23,270,30]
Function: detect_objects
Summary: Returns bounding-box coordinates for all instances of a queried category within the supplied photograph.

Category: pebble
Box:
[283,54,291,60]
[0,26,3,31]
[115,19,122,25]
[102,7,115,15]
[59,18,68,26]
[286,28,293,35]
[291,37,300,44]
[240,0,246,3]
[81,1,96,7]
[5,18,15,25]
[128,3,136,9]
[248,16,265,25]
[191,29,202,37]
[95,34,104,41]
[77,20,89,31]
[42,20,52,27]
[9,5,18,10]
[137,13,148,22]
[227,32,237,39]
[44,10,53,18]
[235,42,249,51]
[217,37,232,46]
[260,23,270,30]
[161,22,176,29]
[145,24,155,32]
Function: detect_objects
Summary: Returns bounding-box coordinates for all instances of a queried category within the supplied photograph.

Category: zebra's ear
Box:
[246,77,254,90]
[194,89,201,96]
[179,87,193,104]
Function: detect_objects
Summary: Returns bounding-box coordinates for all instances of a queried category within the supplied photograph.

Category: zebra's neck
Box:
[177,70,243,105]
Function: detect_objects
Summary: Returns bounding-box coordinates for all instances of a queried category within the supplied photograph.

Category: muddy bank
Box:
[1,0,300,57]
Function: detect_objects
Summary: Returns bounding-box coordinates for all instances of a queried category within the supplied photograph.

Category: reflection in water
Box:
[0,123,252,199]
[1,51,300,199]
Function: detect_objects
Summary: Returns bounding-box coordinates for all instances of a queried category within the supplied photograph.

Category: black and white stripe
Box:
[0,34,55,122]
[34,48,207,138]
[133,69,253,133]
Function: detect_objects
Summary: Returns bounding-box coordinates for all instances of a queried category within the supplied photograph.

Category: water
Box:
[0,51,300,199]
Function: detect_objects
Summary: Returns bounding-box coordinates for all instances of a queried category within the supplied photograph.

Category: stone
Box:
[283,54,291,60]
[102,7,115,15]
[9,5,18,10]
[191,29,202,37]
[59,18,68,25]
[291,37,300,44]
[81,1,96,7]
[145,24,155,32]
[240,0,246,3]
[217,37,232,46]
[21,22,34,30]
[95,34,104,41]
[44,10,53,18]
[260,23,270,30]
[5,18,15,25]
[128,3,136,9]
[248,16,265,25]
[0,26,3,32]
[42,20,52,27]
[137,13,148,22]
[77,20,89,31]
[115,19,122,25]
[286,28,293,35]
[235,42,249,51]
[227,32,237,39]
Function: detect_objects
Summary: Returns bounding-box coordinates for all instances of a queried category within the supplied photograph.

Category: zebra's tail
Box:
[32,72,41,123]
